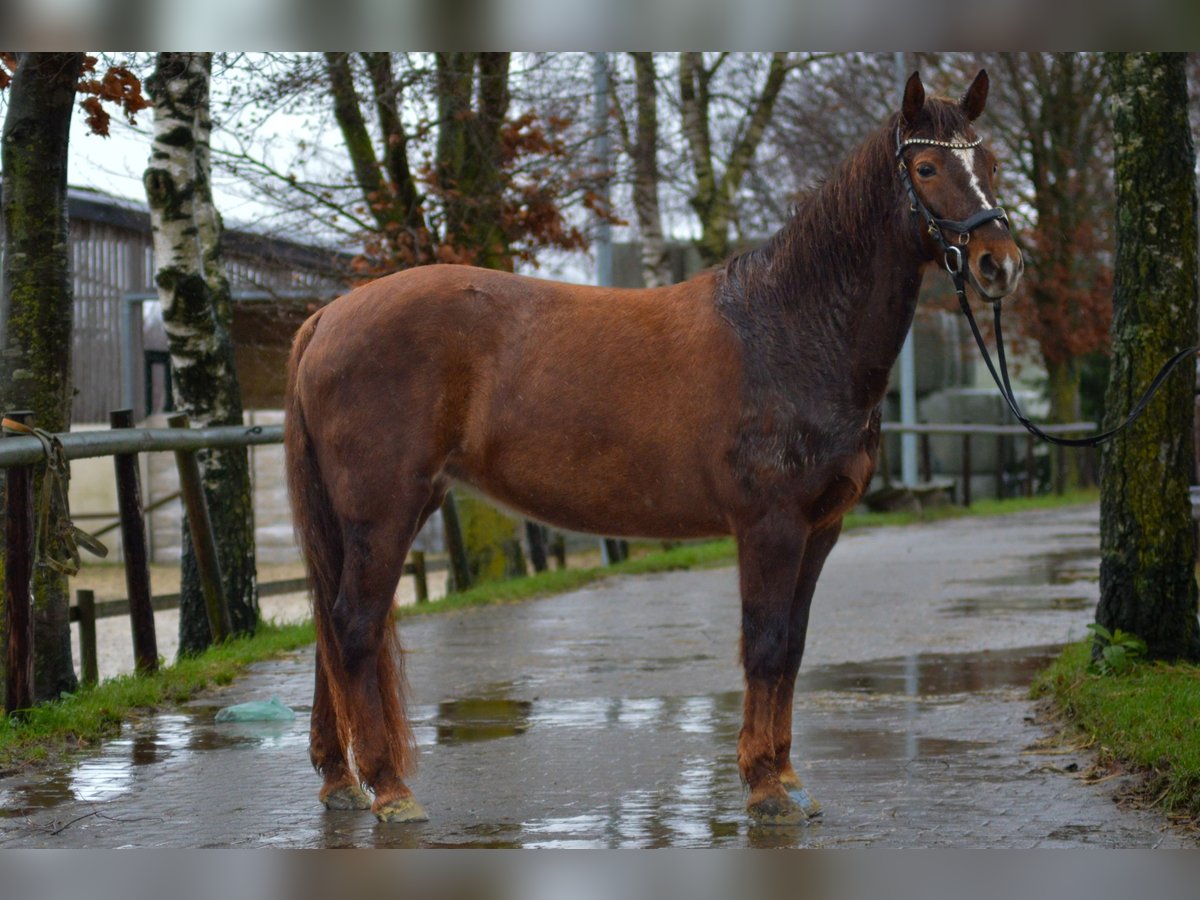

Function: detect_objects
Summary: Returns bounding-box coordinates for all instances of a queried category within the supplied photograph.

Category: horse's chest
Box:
[803,447,876,528]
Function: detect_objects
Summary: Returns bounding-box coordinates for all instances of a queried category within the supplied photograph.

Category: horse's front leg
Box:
[771,519,843,820]
[736,515,807,825]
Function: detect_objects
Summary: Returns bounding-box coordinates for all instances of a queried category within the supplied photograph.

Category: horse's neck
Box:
[762,214,925,412]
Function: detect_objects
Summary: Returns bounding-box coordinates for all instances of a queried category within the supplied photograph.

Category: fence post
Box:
[441,490,471,593]
[411,551,429,604]
[167,413,232,643]
[1025,434,1036,498]
[3,411,35,715]
[994,433,1005,500]
[111,409,158,674]
[961,433,972,508]
[76,589,98,686]
[525,520,549,573]
[1054,442,1066,495]
[919,432,932,484]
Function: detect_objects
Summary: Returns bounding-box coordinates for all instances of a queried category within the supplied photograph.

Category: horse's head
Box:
[896,70,1023,301]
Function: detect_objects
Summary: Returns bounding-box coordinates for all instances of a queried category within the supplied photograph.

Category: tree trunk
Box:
[435,52,513,269]
[1097,52,1200,662]
[145,52,258,654]
[0,52,85,702]
[679,52,792,266]
[630,53,670,287]
[1044,356,1083,489]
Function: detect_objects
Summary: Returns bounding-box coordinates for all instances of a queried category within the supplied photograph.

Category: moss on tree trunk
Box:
[0,53,86,702]
[449,493,526,590]
[1098,52,1200,662]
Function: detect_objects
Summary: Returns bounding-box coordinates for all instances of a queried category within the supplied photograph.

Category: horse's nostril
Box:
[977,252,999,282]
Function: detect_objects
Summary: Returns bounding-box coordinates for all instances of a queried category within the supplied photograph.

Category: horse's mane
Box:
[718,99,974,314]
[713,98,975,482]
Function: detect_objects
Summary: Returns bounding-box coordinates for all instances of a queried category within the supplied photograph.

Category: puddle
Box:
[0,709,305,817]
[435,699,533,744]
[794,645,1061,697]
[1,645,1069,847]
[953,545,1100,589]
[799,728,991,760]
[943,595,1092,616]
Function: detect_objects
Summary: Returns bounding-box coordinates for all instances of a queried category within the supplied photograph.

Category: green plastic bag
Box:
[214,695,296,723]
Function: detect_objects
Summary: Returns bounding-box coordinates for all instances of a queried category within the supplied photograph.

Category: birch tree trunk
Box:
[1098,52,1200,662]
[630,53,670,288]
[144,52,258,654]
[0,52,84,701]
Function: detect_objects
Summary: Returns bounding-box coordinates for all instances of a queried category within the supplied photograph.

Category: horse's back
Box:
[293,264,745,538]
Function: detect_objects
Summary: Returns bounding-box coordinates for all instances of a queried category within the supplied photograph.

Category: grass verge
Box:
[1,488,1098,772]
[1032,641,1200,824]
[0,621,314,771]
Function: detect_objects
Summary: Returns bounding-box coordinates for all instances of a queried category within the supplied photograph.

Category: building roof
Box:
[61,185,356,275]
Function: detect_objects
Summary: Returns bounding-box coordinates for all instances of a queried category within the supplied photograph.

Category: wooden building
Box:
[54,186,351,424]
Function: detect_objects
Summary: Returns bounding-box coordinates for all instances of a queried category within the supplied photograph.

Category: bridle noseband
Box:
[895,122,1195,449]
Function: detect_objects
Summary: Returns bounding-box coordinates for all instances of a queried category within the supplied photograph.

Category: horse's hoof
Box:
[747,794,808,826]
[787,785,823,819]
[373,795,429,823]
[320,783,371,811]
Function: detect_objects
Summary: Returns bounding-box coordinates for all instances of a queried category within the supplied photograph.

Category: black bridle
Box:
[896,124,1196,449]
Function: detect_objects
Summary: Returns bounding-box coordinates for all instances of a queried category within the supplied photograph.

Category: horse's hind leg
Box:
[311,645,369,810]
[331,508,427,822]
[770,521,842,820]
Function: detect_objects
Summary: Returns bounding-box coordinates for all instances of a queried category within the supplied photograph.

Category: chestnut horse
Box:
[285,70,1023,825]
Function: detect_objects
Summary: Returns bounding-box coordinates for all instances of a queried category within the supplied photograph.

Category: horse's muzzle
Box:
[969,243,1023,301]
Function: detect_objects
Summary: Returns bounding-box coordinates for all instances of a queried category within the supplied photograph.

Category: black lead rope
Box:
[952,269,1197,448]
[896,123,1196,449]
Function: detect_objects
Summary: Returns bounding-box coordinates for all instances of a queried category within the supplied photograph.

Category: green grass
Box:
[0,621,314,771]
[0,487,1098,772]
[1033,641,1200,822]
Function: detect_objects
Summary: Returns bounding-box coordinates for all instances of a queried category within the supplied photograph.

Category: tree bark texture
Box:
[1098,52,1200,662]
[629,53,670,287]
[0,52,85,701]
[145,52,257,654]
[435,52,513,270]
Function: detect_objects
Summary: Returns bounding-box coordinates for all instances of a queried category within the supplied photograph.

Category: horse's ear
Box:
[960,69,989,121]
[901,71,926,124]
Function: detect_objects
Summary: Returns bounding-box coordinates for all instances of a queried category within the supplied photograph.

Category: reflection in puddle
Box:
[0,708,306,817]
[427,646,1059,848]
[952,545,1100,589]
[435,699,532,744]
[2,644,1064,848]
[943,595,1091,617]
[794,645,1061,697]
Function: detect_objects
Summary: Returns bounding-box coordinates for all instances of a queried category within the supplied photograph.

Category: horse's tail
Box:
[285,308,417,781]
[284,310,349,740]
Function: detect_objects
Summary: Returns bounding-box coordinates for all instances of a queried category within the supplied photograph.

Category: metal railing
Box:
[1,409,444,707]
[880,421,1097,505]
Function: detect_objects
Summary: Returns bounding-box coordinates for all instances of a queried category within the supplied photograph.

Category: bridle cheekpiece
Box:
[894,124,1010,279]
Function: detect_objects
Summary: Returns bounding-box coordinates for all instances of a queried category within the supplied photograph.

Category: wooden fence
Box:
[1,409,446,710]
[879,421,1097,506]
[3,412,1096,711]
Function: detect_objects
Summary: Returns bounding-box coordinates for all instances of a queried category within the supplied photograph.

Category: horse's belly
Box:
[448,451,731,540]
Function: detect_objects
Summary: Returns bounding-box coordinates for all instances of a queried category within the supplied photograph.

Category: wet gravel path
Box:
[1,503,1191,847]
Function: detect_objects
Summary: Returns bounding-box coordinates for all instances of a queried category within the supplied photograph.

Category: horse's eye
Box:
[916,163,936,178]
